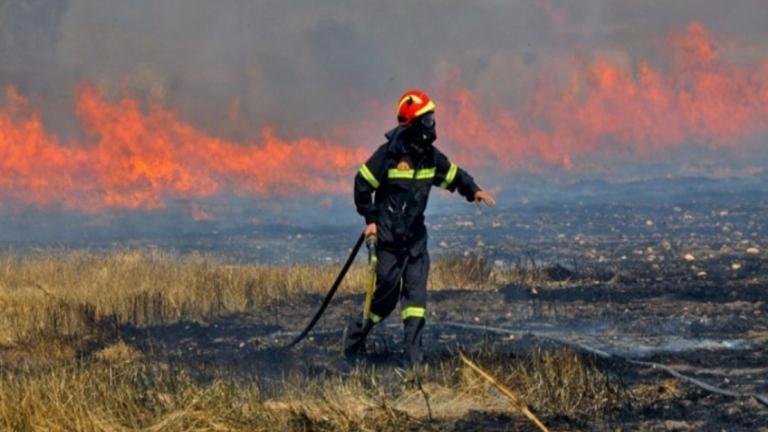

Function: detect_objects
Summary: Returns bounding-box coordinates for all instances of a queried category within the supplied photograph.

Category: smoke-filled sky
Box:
[1,0,767,217]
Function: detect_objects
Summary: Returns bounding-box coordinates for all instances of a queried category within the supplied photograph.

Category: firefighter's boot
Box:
[403,316,425,367]
[343,318,374,358]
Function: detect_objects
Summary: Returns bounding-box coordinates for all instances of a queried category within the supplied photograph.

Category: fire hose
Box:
[283,232,376,349]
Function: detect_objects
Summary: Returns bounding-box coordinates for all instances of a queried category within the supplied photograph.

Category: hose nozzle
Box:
[365,235,377,264]
[365,235,377,249]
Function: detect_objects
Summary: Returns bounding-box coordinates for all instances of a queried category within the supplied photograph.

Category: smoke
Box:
[1,0,768,216]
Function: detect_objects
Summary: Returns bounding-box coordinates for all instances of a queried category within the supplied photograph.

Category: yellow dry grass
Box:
[0,348,625,431]
[0,249,629,431]
[94,341,144,365]
[0,250,511,345]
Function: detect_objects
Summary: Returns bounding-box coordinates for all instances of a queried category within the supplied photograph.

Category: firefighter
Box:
[344,89,495,366]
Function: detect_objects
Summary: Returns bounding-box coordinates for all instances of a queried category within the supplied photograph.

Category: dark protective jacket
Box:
[354,126,480,255]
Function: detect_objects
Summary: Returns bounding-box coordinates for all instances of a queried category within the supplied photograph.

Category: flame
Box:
[0,84,365,211]
[438,22,768,171]
[0,22,767,213]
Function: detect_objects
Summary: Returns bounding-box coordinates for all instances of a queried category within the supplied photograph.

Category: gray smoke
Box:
[2,0,765,141]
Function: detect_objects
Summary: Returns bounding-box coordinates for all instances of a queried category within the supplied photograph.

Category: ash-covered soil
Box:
[121,266,768,430]
[108,186,768,430]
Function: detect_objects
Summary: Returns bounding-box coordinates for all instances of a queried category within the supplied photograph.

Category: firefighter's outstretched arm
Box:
[433,148,495,208]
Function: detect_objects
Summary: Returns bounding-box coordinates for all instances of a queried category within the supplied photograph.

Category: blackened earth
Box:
[122,266,768,430]
[107,179,768,430]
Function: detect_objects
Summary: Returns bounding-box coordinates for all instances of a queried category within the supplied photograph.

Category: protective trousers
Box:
[345,247,429,366]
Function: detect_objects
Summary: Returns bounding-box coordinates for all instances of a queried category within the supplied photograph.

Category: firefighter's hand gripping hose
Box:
[283,232,366,349]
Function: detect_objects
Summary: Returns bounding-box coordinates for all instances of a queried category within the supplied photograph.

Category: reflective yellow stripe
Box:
[402,306,426,320]
[415,167,436,180]
[388,168,414,179]
[387,168,435,180]
[439,163,458,188]
[414,100,436,117]
[368,312,382,323]
[359,164,379,189]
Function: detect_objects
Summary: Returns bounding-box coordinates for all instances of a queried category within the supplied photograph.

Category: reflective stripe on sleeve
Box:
[368,312,383,323]
[359,164,380,189]
[439,163,458,188]
[402,306,426,320]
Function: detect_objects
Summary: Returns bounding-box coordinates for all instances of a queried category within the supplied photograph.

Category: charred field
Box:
[3,0,768,428]
[0,178,767,431]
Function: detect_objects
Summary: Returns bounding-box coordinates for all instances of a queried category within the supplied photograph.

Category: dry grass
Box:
[94,341,144,365]
[0,250,539,345]
[630,378,681,403]
[447,347,626,419]
[0,347,625,431]
[0,249,631,430]
[0,361,420,431]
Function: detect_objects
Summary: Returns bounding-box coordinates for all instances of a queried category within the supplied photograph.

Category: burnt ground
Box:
[119,272,768,431]
[102,188,768,430]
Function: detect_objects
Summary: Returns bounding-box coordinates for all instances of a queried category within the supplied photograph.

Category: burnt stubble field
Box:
[1,178,767,431]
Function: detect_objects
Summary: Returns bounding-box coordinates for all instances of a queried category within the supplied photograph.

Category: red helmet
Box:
[396,89,436,126]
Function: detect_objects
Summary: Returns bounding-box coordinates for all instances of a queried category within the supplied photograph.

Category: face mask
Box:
[407,112,437,153]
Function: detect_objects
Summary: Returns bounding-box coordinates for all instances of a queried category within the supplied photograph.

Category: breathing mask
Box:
[406,112,437,154]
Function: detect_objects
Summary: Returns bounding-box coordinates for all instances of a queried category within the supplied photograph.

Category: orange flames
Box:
[0,22,766,212]
[0,84,365,211]
[438,22,768,172]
